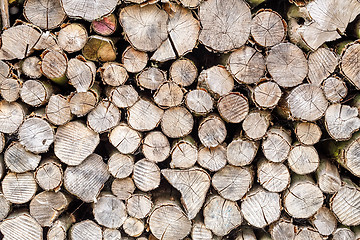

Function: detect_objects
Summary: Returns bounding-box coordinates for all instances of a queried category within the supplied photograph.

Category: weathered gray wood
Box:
[308,48,338,86]
[93,193,127,228]
[87,100,121,133]
[185,89,214,115]
[154,82,184,108]
[136,67,166,91]
[269,218,296,240]
[170,58,197,87]
[341,42,360,89]
[0,77,21,102]
[0,100,25,134]
[142,131,170,163]
[21,56,42,78]
[46,94,72,125]
[57,23,88,53]
[257,159,290,192]
[322,76,348,103]
[242,110,271,140]
[170,138,198,169]
[288,144,319,175]
[4,141,41,173]
[122,46,148,73]
[123,217,144,237]
[111,177,135,200]
[294,122,322,145]
[198,66,234,97]
[35,158,63,191]
[109,85,139,109]
[109,123,141,155]
[316,158,341,194]
[2,172,37,204]
[310,206,337,236]
[69,91,98,117]
[20,80,53,107]
[191,221,213,240]
[227,137,258,167]
[161,106,193,138]
[0,193,10,221]
[126,194,153,219]
[262,127,292,163]
[103,229,121,240]
[133,159,161,192]
[67,57,96,93]
[47,214,74,240]
[41,50,67,82]
[107,151,134,179]
[198,145,227,172]
[253,81,282,109]
[217,92,249,123]
[198,114,226,148]
[69,220,102,240]
[332,228,356,240]
[294,227,322,240]
[100,62,128,87]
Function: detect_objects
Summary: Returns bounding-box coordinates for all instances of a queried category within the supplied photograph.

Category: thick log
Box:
[262,127,292,163]
[198,145,227,172]
[126,194,153,219]
[123,217,144,237]
[4,141,41,173]
[242,110,271,140]
[100,62,128,87]
[294,122,322,145]
[122,46,148,73]
[217,92,249,123]
[257,159,290,192]
[35,158,63,191]
[227,137,258,166]
[198,65,234,97]
[108,151,134,179]
[308,48,338,86]
[269,218,296,240]
[69,220,102,240]
[316,158,341,194]
[153,82,184,108]
[21,56,42,78]
[46,94,72,125]
[67,57,96,93]
[185,89,214,115]
[109,85,139,109]
[322,77,348,103]
[341,42,360,89]
[170,58,197,87]
[109,123,141,155]
[2,172,37,204]
[87,100,121,133]
[93,193,127,228]
[198,114,226,148]
[161,106,193,138]
[252,81,282,109]
[64,153,110,202]
[310,206,337,236]
[91,14,117,36]
[69,90,99,117]
[20,80,53,107]
[57,23,88,53]
[0,77,21,102]
[0,100,25,134]
[287,144,320,175]
[133,159,161,192]
[142,131,170,163]
[111,177,135,200]
[170,138,198,169]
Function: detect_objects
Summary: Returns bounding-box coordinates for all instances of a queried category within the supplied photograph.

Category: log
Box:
[322,77,348,103]
[64,153,110,202]
[40,50,67,82]
[109,123,142,155]
[69,90,99,117]
[133,159,161,192]
[332,228,356,240]
[161,106,193,138]
[69,220,103,240]
[100,62,128,87]
[47,214,74,240]
[269,218,296,240]
[111,177,135,200]
[35,158,63,191]
[294,227,322,240]
[29,191,70,227]
[307,48,338,86]
[266,43,308,88]
[310,206,337,236]
[54,121,100,165]
[294,122,322,145]
[198,0,251,52]
[169,58,197,87]
[217,92,249,123]
[252,81,282,109]
[257,159,290,192]
[122,46,148,73]
[153,82,184,108]
[226,137,258,167]
[46,94,72,125]
[203,195,242,236]
[198,145,227,172]
[103,229,121,240]
[82,35,116,62]
[242,110,271,140]
[57,23,88,53]
[142,131,170,163]
[2,172,37,204]
[198,65,234,97]
[126,194,153,219]
[107,151,134,179]
[241,186,281,228]
[21,56,42,78]
[316,158,341,194]
[251,9,286,47]
[93,193,127,228]
[262,127,292,163]
[287,144,320,175]
[91,13,117,36]
[212,165,253,201]
[67,57,96,93]
[24,0,66,30]
[0,0,9,30]
[87,100,121,133]
[20,80,53,107]
[0,193,10,221]
[136,67,166,91]
[109,85,139,109]
[162,168,211,220]
[191,221,213,240]
[198,114,226,148]
[170,137,198,169]
[34,31,60,51]
[283,176,324,219]
[341,42,360,89]
[185,89,214,115]
[123,217,144,237]
[0,212,43,240]
[0,100,25,134]
[4,141,41,173]
[0,77,21,102]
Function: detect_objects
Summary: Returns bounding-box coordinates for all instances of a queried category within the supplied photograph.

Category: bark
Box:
[226,137,258,166]
[111,177,135,200]
[69,220,103,240]
[307,48,338,86]
[257,158,290,192]
[133,159,161,192]
[100,62,128,87]
[169,58,197,87]
[287,144,320,175]
[122,46,148,73]
[322,76,348,103]
[252,81,282,109]
[93,193,127,228]
[185,89,214,115]
[57,23,88,53]
[2,172,37,204]
[242,110,271,140]
[217,92,249,123]
[20,80,53,107]
[153,82,184,108]
[46,94,72,125]
[142,131,170,163]
[294,122,322,145]
[198,145,227,172]
[4,141,41,173]
[107,151,134,179]
[35,157,63,191]
[109,123,142,154]
[126,194,153,219]
[161,106,193,138]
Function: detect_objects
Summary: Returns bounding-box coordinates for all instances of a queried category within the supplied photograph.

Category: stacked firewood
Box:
[0,0,359,239]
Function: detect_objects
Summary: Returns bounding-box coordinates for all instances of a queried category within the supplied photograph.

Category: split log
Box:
[4,141,41,173]
[64,153,110,202]
[185,89,214,115]
[142,131,170,163]
[47,214,74,240]
[0,193,10,221]
[283,176,324,219]
[322,77,348,103]
[169,58,197,87]
[21,56,42,78]
[108,84,139,108]
[24,0,66,30]
[153,82,184,108]
[203,195,242,236]
[241,186,281,228]
[252,81,282,109]
[162,168,211,219]
[307,48,338,86]
[198,66,234,97]
[123,217,144,237]
[316,159,341,194]
[287,83,328,121]
[0,77,21,102]
[332,228,356,240]
[54,121,99,165]
[191,221,213,240]
[107,152,134,179]
[126,194,153,219]
[198,114,226,148]
[109,123,141,155]
[35,158,63,191]
[69,220,103,240]
[87,100,121,133]
[0,100,25,134]
[212,165,253,201]
[82,35,116,62]
[269,218,296,240]
[29,191,70,227]
[262,127,292,163]
[217,92,249,123]
[57,23,88,53]
[34,31,59,51]
[119,4,168,52]
[294,227,322,240]
[341,42,360,89]
[136,67,166,91]
[266,43,308,88]
[330,179,360,226]
[294,122,322,145]
[100,62,128,87]
[242,110,271,140]
[133,159,161,192]
[0,212,43,240]
[111,177,135,200]
[170,138,198,169]
[2,172,37,204]
[103,229,121,240]
[20,80,53,107]
[67,57,95,93]
[161,106,193,138]
[93,193,127,228]
[226,137,258,166]
[198,145,227,172]
[122,46,148,73]
[198,0,251,52]
[91,14,117,36]
[40,50,67,82]
[69,90,99,117]
[127,98,164,132]
[287,144,320,175]
[310,206,337,236]
[324,104,360,141]
[257,159,290,192]
[46,94,72,125]
[251,9,286,47]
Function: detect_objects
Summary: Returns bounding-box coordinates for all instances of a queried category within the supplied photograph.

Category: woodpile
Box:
[0,0,360,239]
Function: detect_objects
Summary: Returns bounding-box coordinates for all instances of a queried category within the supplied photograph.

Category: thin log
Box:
[242,110,271,140]
[111,177,135,200]
[310,206,337,236]
[40,50,68,82]
[21,56,42,78]
[122,46,148,73]
[198,65,234,97]
[0,193,10,221]
[257,159,290,192]
[269,218,296,240]
[294,122,322,145]
[191,221,213,240]
[123,217,144,237]
[107,151,134,179]
[109,85,139,109]
[126,194,153,219]
[69,89,99,117]
[217,92,249,123]
[198,114,226,148]
[0,100,25,134]
[316,158,341,194]
[287,144,320,175]
[307,48,338,86]
[332,228,356,240]
[185,89,214,115]
[109,123,142,155]
[136,67,166,91]
[198,145,227,172]
[227,137,258,166]
[142,131,170,163]
[67,56,96,92]
[103,229,121,240]
[153,82,184,108]
[133,159,161,192]
[170,137,198,169]
[87,100,121,133]
[161,106,193,138]
[46,94,72,125]
[93,193,127,228]
[35,157,63,191]
[294,227,322,240]
[322,76,348,103]
[57,23,88,53]
[252,81,282,109]
[47,214,74,240]
[100,62,128,87]
[0,77,21,102]
[169,58,197,87]
[341,42,360,89]
[91,13,117,36]
[262,127,292,163]
[2,172,37,204]
[20,80,53,107]
[4,141,41,173]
